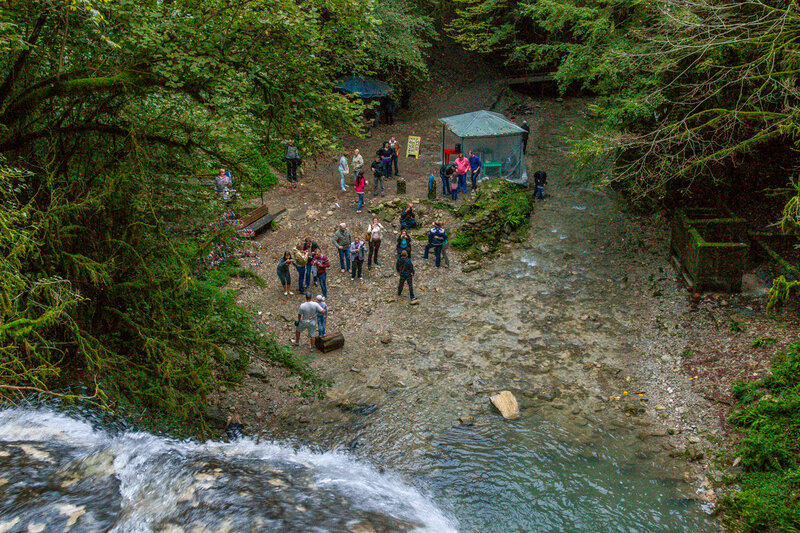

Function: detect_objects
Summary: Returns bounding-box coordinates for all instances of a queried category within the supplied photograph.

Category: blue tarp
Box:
[337,76,392,98]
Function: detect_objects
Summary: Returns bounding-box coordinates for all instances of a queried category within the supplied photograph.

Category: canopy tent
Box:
[438,110,528,184]
[336,76,392,98]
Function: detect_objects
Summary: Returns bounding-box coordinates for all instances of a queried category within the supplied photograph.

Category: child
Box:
[316,295,328,337]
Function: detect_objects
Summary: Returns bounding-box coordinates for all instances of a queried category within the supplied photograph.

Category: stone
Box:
[409,299,420,306]
[459,414,475,426]
[462,264,481,273]
[682,472,696,483]
[380,336,392,344]
[490,390,520,419]
[687,436,700,444]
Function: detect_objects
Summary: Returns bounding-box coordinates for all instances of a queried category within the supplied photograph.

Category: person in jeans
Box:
[302,236,320,288]
[367,217,384,268]
[533,170,548,200]
[293,292,325,346]
[454,152,470,195]
[449,169,459,201]
[310,249,330,298]
[277,251,294,296]
[468,150,482,192]
[338,151,349,190]
[354,171,366,213]
[423,221,447,268]
[396,228,412,258]
[371,156,385,197]
[388,136,401,176]
[440,163,455,196]
[349,236,366,280]
[291,243,309,294]
[396,250,417,301]
[332,222,352,272]
[284,139,300,182]
[315,295,328,337]
[377,142,393,180]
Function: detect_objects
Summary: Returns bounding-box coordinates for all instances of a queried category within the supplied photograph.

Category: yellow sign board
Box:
[406,136,421,158]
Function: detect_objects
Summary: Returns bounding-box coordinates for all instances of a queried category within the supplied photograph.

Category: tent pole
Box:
[441,125,445,165]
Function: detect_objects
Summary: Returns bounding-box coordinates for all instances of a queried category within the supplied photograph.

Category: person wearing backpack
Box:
[533,170,548,200]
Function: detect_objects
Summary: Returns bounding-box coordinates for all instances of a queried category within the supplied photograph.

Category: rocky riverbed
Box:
[199,75,781,529]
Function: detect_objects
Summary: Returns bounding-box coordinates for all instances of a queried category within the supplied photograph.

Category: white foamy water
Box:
[0,408,457,532]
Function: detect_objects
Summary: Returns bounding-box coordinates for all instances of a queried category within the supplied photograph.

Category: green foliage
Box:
[729,319,746,333]
[767,276,800,314]
[752,337,778,349]
[451,180,534,253]
[723,342,800,531]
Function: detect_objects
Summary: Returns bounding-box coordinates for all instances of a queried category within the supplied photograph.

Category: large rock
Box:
[490,390,520,419]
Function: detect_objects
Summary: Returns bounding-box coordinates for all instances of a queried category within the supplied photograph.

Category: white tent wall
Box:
[442,128,528,185]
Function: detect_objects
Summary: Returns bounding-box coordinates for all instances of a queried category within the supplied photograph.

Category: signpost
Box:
[406,136,421,158]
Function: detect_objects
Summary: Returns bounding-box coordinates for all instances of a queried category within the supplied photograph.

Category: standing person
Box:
[449,168,459,201]
[351,149,364,183]
[338,151,349,190]
[396,250,417,302]
[277,251,294,296]
[311,249,330,298]
[521,121,530,155]
[377,142,393,181]
[354,171,366,213]
[349,236,366,281]
[422,220,447,268]
[284,139,301,182]
[293,292,325,346]
[371,156,385,197]
[388,136,401,176]
[302,236,319,288]
[384,97,397,125]
[366,217,384,268]
[440,163,455,197]
[533,170,548,200]
[468,150,482,192]
[332,223,352,272]
[291,244,309,294]
[396,228,412,257]
[400,202,417,229]
[454,152,470,196]
[316,295,328,338]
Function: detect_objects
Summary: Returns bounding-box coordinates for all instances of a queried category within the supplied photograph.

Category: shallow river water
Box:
[0,184,720,531]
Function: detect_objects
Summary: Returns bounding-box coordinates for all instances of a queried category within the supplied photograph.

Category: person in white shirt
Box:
[293,292,326,346]
[366,216,384,269]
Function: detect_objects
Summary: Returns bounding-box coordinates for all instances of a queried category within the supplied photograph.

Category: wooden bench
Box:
[242,206,286,237]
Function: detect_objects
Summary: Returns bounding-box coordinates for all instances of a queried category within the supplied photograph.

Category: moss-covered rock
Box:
[451,180,534,257]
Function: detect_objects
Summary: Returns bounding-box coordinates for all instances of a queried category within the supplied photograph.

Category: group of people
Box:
[336,137,402,213]
[280,211,431,345]
[438,150,483,201]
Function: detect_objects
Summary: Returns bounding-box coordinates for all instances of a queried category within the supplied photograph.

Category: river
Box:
[0,178,721,531]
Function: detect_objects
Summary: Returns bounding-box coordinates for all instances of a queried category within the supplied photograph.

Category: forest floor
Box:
[207,44,800,508]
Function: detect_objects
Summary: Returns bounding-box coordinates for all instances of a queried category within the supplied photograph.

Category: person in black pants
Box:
[396,250,416,301]
[284,139,301,182]
[349,237,366,280]
[521,121,530,155]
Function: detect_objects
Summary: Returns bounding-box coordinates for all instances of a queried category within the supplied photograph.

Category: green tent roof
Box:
[439,110,525,138]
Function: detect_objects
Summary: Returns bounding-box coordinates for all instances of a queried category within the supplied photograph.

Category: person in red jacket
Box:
[354,171,366,213]
[310,249,330,298]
